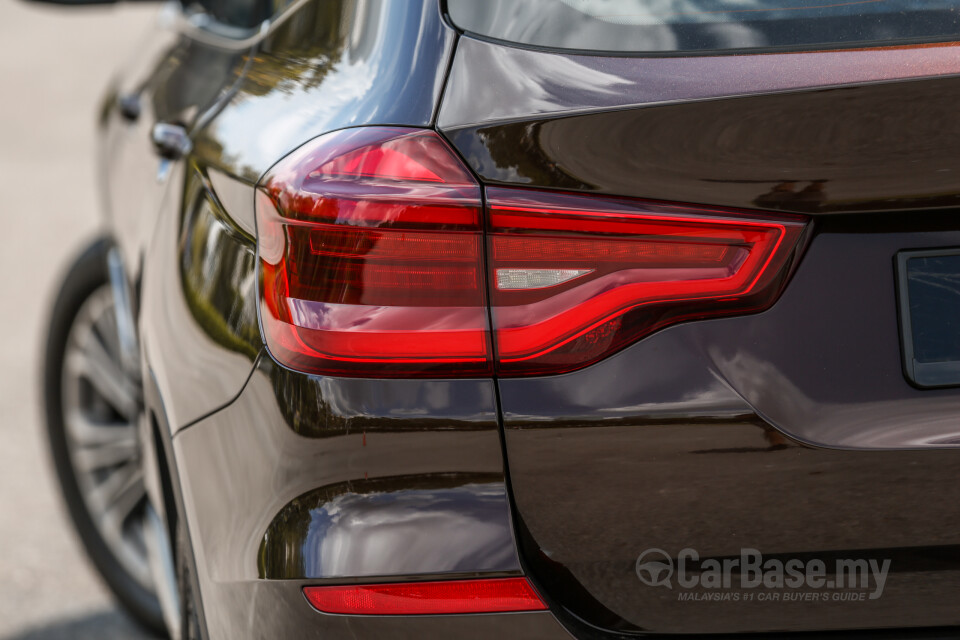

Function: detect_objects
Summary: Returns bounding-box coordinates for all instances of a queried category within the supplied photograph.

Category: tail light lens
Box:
[256,127,807,378]
[303,577,547,615]
[487,188,806,376]
[256,127,491,377]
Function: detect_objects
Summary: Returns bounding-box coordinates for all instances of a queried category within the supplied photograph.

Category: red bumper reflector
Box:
[302,577,548,615]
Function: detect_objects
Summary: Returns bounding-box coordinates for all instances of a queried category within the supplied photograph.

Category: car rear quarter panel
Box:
[173,359,534,638]
[155,3,545,637]
[141,0,457,434]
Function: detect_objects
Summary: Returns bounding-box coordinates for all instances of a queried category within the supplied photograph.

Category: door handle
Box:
[151,122,191,160]
[117,93,141,122]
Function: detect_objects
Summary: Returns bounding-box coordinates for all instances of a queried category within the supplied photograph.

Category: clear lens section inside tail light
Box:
[256,127,491,377]
[487,188,807,376]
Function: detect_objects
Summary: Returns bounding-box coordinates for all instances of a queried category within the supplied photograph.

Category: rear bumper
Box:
[170,356,561,638]
[181,579,572,639]
[168,216,960,638]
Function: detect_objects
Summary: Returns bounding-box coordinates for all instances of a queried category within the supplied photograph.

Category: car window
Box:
[446,0,960,54]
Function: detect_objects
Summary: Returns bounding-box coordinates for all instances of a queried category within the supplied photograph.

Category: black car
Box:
[38,0,960,637]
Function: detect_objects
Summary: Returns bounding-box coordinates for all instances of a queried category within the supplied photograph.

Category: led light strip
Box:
[496,268,593,290]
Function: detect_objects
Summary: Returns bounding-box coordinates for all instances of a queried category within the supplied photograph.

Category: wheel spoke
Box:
[88,460,145,525]
[65,408,129,444]
[95,462,152,587]
[66,334,138,421]
[93,307,121,362]
[72,432,139,473]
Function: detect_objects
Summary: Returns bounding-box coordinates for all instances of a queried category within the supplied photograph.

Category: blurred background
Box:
[0,1,157,637]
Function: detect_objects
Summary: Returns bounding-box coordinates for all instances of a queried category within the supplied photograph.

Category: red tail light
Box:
[487,188,806,376]
[256,127,491,377]
[302,577,547,615]
[256,127,806,378]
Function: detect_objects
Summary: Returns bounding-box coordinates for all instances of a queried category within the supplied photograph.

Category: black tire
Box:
[177,522,202,640]
[43,237,166,635]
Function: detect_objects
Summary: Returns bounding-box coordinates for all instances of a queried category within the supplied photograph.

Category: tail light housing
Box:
[256,127,491,377]
[487,188,806,375]
[256,127,807,378]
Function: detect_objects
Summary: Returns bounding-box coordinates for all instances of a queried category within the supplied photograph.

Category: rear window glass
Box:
[446,0,960,54]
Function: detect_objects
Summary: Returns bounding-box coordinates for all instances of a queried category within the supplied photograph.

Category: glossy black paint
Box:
[437,37,960,129]
[131,0,457,434]
[139,159,263,430]
[193,0,454,184]
[435,34,960,637]
[173,358,525,637]
[706,213,960,449]
[102,25,250,272]
[500,326,960,634]
[444,75,960,216]
[258,473,515,579]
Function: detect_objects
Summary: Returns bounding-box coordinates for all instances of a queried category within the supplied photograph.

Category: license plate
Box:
[897,248,960,388]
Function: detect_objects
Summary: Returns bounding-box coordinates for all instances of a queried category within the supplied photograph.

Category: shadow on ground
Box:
[4,609,158,640]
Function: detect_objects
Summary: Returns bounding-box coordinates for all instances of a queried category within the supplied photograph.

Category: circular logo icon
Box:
[635,548,674,588]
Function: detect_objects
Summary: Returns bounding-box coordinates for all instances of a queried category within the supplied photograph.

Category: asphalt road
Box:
[0,2,159,638]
